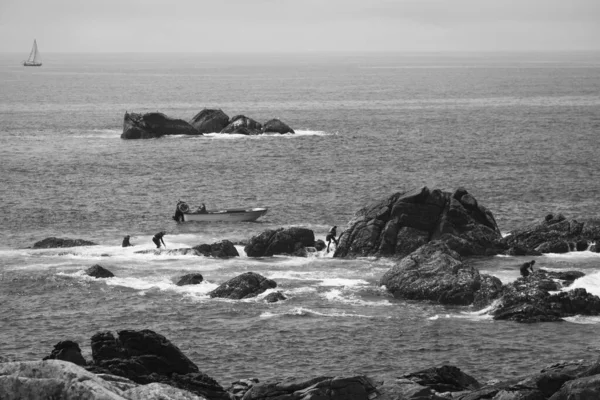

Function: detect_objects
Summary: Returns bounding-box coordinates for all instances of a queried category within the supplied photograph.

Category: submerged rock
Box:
[176,274,204,286]
[121,112,200,139]
[264,291,287,303]
[501,214,600,254]
[189,108,230,133]
[262,118,295,134]
[209,272,276,299]
[85,264,114,278]
[32,237,96,249]
[334,186,502,259]
[244,227,315,257]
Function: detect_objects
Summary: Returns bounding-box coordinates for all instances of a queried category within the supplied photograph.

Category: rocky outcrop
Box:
[189,108,230,133]
[0,360,207,400]
[221,115,262,135]
[401,365,480,393]
[176,274,204,286]
[193,240,239,258]
[121,112,200,139]
[262,118,295,134]
[86,264,115,278]
[335,187,502,259]
[87,329,227,399]
[490,269,600,322]
[32,237,96,248]
[380,241,503,306]
[501,213,600,254]
[42,340,87,366]
[244,227,316,257]
[233,376,378,400]
[209,272,277,300]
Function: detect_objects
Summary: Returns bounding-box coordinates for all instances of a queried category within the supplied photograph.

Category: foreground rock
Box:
[233,376,378,400]
[121,112,200,139]
[176,274,204,286]
[490,268,600,322]
[32,237,96,249]
[262,118,295,134]
[209,272,276,299]
[245,227,316,257]
[0,360,207,400]
[42,340,87,366]
[87,329,227,399]
[335,186,502,259]
[85,264,115,278]
[501,213,600,254]
[380,241,503,306]
[220,115,263,135]
[189,108,230,133]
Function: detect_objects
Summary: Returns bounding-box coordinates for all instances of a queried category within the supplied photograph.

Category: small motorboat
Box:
[173,201,268,222]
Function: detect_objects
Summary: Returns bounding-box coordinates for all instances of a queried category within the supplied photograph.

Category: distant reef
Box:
[121,108,295,139]
[4,328,599,399]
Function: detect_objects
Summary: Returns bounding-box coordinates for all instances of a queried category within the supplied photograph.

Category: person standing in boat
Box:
[326,226,339,252]
[199,203,207,214]
[152,231,166,249]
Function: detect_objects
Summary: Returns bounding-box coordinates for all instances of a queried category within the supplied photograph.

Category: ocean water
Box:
[1,52,600,386]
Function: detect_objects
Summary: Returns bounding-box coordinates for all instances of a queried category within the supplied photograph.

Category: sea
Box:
[1,52,600,387]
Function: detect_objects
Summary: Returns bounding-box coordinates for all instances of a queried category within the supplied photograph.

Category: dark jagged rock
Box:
[244,227,316,257]
[315,239,326,251]
[193,240,239,258]
[87,329,228,399]
[502,214,600,254]
[32,237,96,249]
[189,108,230,133]
[209,272,276,300]
[377,378,447,400]
[121,111,200,139]
[334,186,502,259]
[241,375,378,400]
[262,118,295,134]
[380,241,503,306]
[221,115,262,135]
[85,264,115,278]
[490,269,600,322]
[401,365,480,393]
[176,273,204,286]
[42,341,87,366]
[264,291,287,303]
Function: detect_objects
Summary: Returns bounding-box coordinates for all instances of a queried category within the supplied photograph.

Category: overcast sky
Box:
[1,0,599,53]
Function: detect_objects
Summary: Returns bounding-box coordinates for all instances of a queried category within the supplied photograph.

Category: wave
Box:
[186,129,333,139]
[562,271,600,297]
[259,306,375,319]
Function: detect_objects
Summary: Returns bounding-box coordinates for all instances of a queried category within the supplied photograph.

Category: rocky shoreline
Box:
[2,329,599,399]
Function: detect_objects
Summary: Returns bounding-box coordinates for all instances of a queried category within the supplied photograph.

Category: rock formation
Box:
[193,240,239,258]
[264,291,287,303]
[380,241,503,306]
[244,227,316,257]
[262,118,295,134]
[189,109,230,133]
[501,213,600,254]
[42,340,87,366]
[334,186,502,259]
[176,274,204,286]
[121,112,200,139]
[209,272,277,300]
[220,115,262,135]
[32,237,96,248]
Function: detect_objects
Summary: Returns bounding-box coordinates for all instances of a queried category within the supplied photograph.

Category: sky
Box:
[1,0,599,53]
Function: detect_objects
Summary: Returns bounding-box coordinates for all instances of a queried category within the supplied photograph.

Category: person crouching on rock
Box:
[520,260,535,277]
[122,235,133,247]
[152,231,166,249]
[326,226,339,252]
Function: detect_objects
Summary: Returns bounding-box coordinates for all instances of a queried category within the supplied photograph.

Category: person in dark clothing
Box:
[152,231,166,249]
[326,226,339,252]
[199,203,207,214]
[122,235,133,247]
[520,260,535,277]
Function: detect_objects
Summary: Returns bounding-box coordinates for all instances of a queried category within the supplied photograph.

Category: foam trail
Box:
[563,271,600,297]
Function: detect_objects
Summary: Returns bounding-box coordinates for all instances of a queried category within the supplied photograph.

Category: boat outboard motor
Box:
[173,201,189,222]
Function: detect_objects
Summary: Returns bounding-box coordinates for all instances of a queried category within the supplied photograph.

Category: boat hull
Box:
[183,207,267,222]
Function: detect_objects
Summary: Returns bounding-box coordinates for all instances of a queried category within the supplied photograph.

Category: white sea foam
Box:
[318,278,370,287]
[563,315,600,325]
[562,271,600,297]
[259,307,373,319]
[542,251,600,259]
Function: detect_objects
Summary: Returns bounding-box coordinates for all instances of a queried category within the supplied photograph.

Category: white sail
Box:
[24,39,42,66]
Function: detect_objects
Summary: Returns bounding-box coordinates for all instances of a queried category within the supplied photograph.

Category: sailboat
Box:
[23,39,42,67]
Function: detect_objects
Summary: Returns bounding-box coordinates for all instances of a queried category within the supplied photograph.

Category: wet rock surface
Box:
[32,237,97,248]
[244,227,316,257]
[209,272,277,300]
